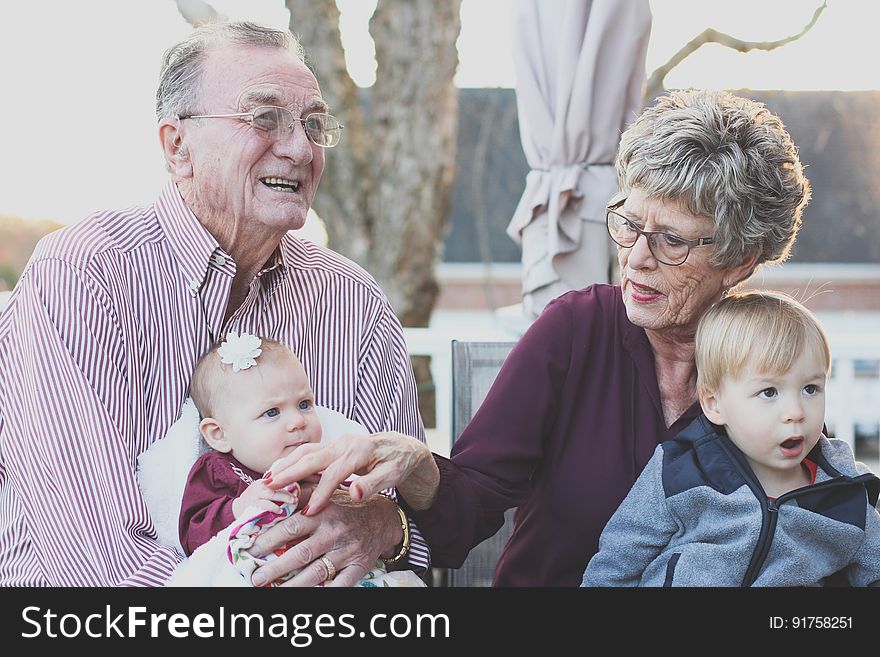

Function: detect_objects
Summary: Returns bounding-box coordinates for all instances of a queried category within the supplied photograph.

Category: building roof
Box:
[444,89,880,265]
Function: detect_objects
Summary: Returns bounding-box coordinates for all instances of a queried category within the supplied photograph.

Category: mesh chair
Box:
[443,340,517,587]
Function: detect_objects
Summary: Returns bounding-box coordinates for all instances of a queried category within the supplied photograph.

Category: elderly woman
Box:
[260,90,811,587]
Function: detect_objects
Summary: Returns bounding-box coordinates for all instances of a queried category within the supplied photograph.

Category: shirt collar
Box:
[155,180,225,295]
[260,239,290,296]
[260,244,286,276]
[155,180,293,295]
[803,457,818,485]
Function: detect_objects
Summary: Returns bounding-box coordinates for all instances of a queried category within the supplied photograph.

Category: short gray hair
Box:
[156,21,305,121]
[616,90,811,271]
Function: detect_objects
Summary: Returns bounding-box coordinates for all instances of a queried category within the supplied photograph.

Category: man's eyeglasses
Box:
[178,106,344,148]
[605,198,715,266]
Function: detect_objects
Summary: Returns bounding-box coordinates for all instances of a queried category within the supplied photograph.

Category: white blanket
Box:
[136,400,371,586]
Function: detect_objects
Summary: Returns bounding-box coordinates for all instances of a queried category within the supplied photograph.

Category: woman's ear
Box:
[158,118,193,177]
[199,417,231,453]
[700,390,726,426]
[722,251,761,289]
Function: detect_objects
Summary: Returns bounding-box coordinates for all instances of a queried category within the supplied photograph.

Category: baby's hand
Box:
[232,479,299,519]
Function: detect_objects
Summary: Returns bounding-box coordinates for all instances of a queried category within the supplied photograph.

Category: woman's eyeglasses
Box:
[606,198,715,266]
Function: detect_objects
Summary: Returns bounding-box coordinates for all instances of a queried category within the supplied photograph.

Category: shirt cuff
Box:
[406,520,431,572]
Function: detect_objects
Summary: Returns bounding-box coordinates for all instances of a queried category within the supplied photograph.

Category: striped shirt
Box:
[0,181,428,586]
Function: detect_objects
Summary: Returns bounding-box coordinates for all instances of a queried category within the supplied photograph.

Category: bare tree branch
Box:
[174,0,222,27]
[645,1,827,99]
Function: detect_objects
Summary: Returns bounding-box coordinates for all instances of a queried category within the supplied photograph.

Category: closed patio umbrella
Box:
[508,0,651,318]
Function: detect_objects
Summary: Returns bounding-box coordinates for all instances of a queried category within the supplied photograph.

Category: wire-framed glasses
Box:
[178,106,343,148]
[605,198,715,266]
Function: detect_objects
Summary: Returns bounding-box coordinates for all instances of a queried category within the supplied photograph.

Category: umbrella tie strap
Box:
[531,160,613,172]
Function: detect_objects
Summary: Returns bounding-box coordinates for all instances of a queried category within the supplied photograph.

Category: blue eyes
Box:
[758,388,778,399]
[263,401,311,418]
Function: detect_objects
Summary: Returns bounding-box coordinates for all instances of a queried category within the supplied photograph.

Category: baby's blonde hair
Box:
[696,290,831,396]
[190,336,294,418]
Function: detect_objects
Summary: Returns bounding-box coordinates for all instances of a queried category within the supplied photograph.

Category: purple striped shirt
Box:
[0,181,428,586]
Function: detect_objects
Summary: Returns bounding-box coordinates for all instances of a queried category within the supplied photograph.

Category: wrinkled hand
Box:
[266,432,439,514]
[248,490,400,587]
[231,479,297,519]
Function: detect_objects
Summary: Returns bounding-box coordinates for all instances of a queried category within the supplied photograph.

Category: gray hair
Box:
[616,90,811,271]
[156,21,305,121]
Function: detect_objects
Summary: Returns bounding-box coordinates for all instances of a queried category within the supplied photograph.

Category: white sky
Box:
[1,0,877,225]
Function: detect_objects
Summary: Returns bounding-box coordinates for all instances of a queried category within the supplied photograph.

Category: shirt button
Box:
[188,280,200,295]
[214,255,227,267]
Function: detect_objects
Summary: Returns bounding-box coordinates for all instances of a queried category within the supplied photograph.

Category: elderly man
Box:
[0,22,427,586]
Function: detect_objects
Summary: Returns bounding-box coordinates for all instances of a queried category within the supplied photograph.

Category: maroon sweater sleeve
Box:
[410,288,579,567]
[178,453,242,556]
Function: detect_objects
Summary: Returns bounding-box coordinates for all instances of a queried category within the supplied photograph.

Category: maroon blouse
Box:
[411,284,702,586]
[178,451,262,556]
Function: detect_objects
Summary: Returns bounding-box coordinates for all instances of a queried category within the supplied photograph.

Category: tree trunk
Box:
[287,0,461,328]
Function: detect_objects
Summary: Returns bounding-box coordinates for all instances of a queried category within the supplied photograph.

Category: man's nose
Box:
[273,120,314,163]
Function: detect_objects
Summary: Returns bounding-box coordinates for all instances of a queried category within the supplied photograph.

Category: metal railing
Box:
[405,322,880,460]
[404,325,514,455]
[825,338,880,456]
[4,291,876,462]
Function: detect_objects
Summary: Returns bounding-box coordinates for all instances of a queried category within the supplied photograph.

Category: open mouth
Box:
[260,176,300,192]
[780,437,804,457]
[630,281,662,297]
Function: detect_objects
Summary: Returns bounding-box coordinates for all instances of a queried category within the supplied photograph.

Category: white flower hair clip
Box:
[217,331,262,372]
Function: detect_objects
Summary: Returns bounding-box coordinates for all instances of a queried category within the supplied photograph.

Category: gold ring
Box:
[320,555,336,582]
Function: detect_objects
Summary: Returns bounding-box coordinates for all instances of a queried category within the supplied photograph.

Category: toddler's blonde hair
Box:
[696,290,831,396]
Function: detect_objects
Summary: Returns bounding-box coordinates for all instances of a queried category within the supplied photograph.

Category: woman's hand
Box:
[266,431,440,515]
[249,490,402,587]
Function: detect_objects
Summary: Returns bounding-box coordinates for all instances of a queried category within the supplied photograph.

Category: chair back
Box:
[444,340,517,587]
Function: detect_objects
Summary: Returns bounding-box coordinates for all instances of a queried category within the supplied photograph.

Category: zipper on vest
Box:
[744,500,779,586]
[714,432,878,586]
[713,437,775,587]
[742,477,864,586]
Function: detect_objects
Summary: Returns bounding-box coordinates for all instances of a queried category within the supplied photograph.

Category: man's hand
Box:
[248,490,401,587]
[231,479,298,519]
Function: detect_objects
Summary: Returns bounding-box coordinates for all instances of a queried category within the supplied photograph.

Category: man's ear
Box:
[700,389,726,426]
[200,417,231,453]
[159,118,192,177]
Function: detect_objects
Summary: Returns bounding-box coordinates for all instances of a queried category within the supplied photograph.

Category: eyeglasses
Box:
[605,198,715,266]
[178,106,344,148]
